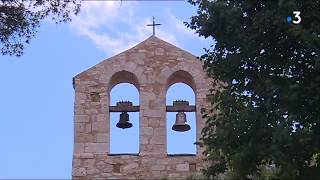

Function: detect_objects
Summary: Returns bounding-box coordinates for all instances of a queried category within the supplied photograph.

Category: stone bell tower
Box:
[72,35,210,179]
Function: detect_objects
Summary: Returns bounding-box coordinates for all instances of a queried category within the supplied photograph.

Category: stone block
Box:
[96,161,105,166]
[141,127,153,135]
[189,163,196,172]
[125,61,138,71]
[155,48,164,55]
[177,57,185,61]
[103,165,113,173]
[74,143,85,153]
[74,105,85,114]
[168,173,180,178]
[158,159,169,165]
[133,52,146,60]
[153,127,166,136]
[73,153,94,159]
[72,158,81,168]
[151,170,161,177]
[90,92,100,102]
[167,50,182,56]
[87,168,100,175]
[111,164,121,173]
[123,162,139,171]
[96,133,108,143]
[148,119,160,127]
[138,49,146,53]
[92,121,107,133]
[150,135,165,145]
[75,122,91,133]
[73,168,86,177]
[76,133,96,143]
[85,108,98,114]
[85,143,108,153]
[176,163,189,171]
[151,165,166,171]
[97,114,107,122]
[141,92,156,101]
[83,158,95,168]
[75,93,87,103]
[75,115,90,122]
[160,119,166,126]
[140,136,149,145]
[143,109,164,118]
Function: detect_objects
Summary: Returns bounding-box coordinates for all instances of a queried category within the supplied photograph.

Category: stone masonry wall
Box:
[72,36,211,179]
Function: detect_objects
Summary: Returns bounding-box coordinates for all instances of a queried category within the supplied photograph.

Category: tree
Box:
[0,0,81,56]
[186,0,320,179]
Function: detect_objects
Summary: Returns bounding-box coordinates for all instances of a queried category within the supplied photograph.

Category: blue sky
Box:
[0,1,212,179]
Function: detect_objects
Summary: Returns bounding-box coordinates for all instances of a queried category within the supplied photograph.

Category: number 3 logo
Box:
[293,11,301,24]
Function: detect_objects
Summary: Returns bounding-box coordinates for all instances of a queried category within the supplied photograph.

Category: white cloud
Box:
[71,1,121,29]
[167,10,195,37]
[69,1,205,56]
[166,9,207,42]
[70,1,141,55]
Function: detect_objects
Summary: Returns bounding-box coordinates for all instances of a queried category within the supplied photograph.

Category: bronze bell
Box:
[116,112,133,129]
[172,112,190,132]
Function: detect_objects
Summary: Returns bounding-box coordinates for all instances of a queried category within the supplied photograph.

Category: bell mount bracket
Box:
[109,100,140,112]
[166,100,196,112]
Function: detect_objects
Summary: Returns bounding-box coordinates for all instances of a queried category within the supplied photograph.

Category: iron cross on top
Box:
[146,16,161,36]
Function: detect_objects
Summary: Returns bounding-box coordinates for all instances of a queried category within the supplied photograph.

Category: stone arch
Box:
[166,70,196,93]
[108,70,140,92]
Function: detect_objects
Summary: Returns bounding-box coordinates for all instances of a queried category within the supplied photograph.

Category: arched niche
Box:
[166,83,197,155]
[108,71,140,154]
[166,70,196,93]
[166,70,197,155]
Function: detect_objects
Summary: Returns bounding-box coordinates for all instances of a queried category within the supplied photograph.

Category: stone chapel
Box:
[72,35,210,179]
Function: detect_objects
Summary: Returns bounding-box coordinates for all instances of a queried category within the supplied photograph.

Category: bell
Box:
[172,112,191,132]
[116,112,133,129]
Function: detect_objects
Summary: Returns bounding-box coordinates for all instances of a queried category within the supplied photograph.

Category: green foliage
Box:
[186,0,320,179]
[0,0,81,56]
[257,163,281,180]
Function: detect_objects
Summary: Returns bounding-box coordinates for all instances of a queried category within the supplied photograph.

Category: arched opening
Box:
[109,83,139,154]
[108,71,140,154]
[166,83,196,155]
